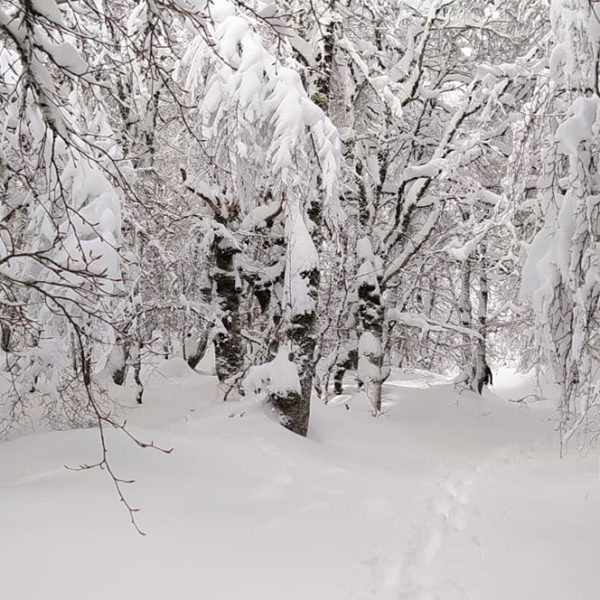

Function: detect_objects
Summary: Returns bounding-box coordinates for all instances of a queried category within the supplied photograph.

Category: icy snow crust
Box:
[0,361,598,600]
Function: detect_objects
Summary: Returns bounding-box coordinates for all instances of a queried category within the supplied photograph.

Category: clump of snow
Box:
[358,331,381,357]
[356,236,382,288]
[555,97,599,155]
[244,346,301,396]
[283,202,319,316]
[403,157,446,180]
[30,0,64,25]
[45,42,88,75]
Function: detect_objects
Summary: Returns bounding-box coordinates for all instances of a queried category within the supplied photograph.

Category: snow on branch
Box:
[387,309,482,340]
[178,0,342,219]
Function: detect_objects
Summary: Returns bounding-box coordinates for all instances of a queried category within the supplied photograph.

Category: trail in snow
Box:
[394,470,475,600]
[0,361,598,600]
[353,368,598,600]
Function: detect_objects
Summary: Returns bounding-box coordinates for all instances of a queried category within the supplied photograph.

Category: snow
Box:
[1,362,598,600]
[239,201,282,230]
[404,158,446,180]
[520,201,562,302]
[359,330,381,356]
[356,236,382,288]
[284,202,319,316]
[30,0,64,25]
[180,0,342,220]
[244,345,301,396]
[45,42,88,76]
[555,97,599,156]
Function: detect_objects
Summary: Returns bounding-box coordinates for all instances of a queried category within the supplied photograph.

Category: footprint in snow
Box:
[395,472,476,600]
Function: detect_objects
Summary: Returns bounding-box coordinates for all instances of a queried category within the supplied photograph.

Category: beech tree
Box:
[0,0,125,429]
[1,0,598,450]
[179,0,341,434]
[520,0,600,450]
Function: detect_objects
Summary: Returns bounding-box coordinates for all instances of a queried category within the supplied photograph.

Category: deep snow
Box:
[1,360,598,600]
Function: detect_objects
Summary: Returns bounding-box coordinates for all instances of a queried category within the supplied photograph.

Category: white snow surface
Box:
[1,362,599,600]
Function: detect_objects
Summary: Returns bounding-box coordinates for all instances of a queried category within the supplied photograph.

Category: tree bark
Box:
[186,328,211,370]
[1,322,11,352]
[212,235,245,399]
[357,272,385,413]
[472,245,491,394]
[270,195,322,436]
[111,339,131,386]
[333,346,358,395]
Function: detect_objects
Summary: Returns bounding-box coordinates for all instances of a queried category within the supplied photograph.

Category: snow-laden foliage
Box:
[176,0,341,432]
[520,0,600,448]
[0,0,124,429]
[2,0,600,452]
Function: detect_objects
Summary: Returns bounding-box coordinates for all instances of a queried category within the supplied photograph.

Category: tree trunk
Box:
[459,244,492,394]
[132,341,144,404]
[353,148,387,414]
[357,269,386,414]
[270,196,322,436]
[333,346,358,395]
[1,322,11,352]
[212,235,245,399]
[472,246,491,394]
[458,252,475,386]
[186,327,211,370]
[111,339,131,386]
[271,302,317,437]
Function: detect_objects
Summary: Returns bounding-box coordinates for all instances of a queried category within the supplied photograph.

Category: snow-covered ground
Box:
[1,360,598,600]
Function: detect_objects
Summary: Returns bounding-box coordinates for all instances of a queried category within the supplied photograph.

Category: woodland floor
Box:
[1,357,599,600]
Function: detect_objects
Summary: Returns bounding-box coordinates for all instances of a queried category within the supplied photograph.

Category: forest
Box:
[1,1,599,599]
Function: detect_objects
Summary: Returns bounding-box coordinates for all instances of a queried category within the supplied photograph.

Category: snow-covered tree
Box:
[520,0,600,449]
[179,0,341,434]
[0,0,125,429]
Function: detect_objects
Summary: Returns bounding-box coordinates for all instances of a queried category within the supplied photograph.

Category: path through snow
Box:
[0,362,598,599]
